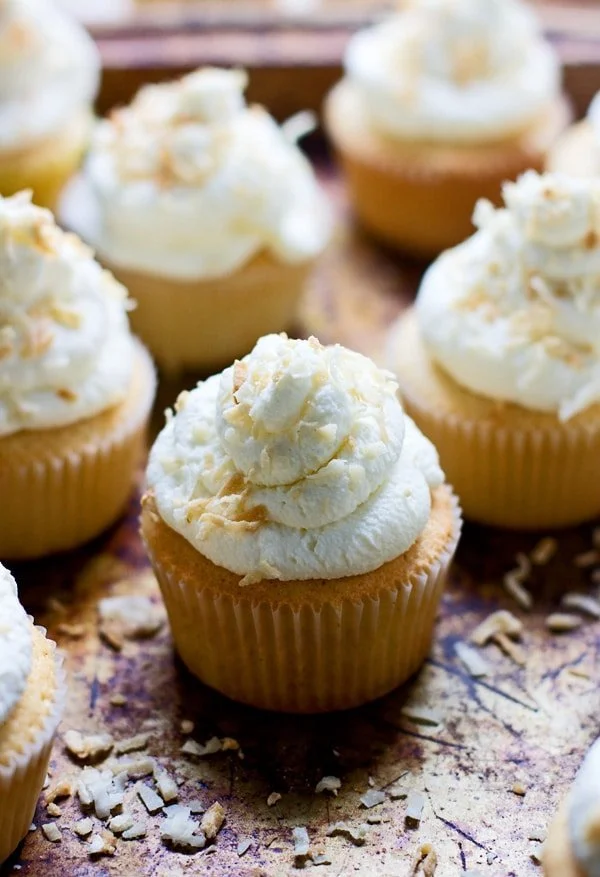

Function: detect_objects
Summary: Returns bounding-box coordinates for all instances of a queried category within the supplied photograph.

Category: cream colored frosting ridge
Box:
[568,737,600,877]
[147,333,444,582]
[0,192,135,436]
[344,0,561,142]
[416,172,600,420]
[0,0,100,150]
[64,68,332,280]
[0,563,32,727]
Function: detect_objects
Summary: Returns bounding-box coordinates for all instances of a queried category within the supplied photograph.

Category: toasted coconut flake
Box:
[530,537,558,565]
[44,777,74,804]
[494,632,527,666]
[114,734,150,755]
[118,756,155,778]
[180,719,195,734]
[502,571,533,610]
[41,823,62,843]
[326,822,369,845]
[98,595,164,650]
[137,782,164,814]
[292,826,310,858]
[64,730,114,763]
[73,818,94,838]
[47,803,61,817]
[122,821,148,840]
[512,782,527,796]
[156,771,179,803]
[574,550,600,568]
[78,768,126,819]
[267,792,282,807]
[237,837,252,857]
[161,807,206,850]
[454,641,489,677]
[88,831,116,857]
[471,610,523,646]
[181,736,222,757]
[546,613,583,632]
[109,693,127,707]
[530,843,544,864]
[201,801,226,840]
[415,842,438,876]
[312,852,332,866]
[57,622,85,639]
[315,776,341,796]
[109,813,135,834]
[400,704,443,727]
[405,791,426,827]
[360,789,386,809]
[561,592,600,619]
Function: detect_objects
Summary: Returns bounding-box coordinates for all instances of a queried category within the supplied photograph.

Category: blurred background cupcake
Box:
[548,89,600,179]
[61,67,332,375]
[325,0,570,257]
[0,0,100,209]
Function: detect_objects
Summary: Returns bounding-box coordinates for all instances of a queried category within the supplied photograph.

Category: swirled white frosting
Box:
[344,0,561,143]
[0,0,100,151]
[0,192,135,436]
[147,334,444,582]
[588,92,600,151]
[0,563,32,727]
[568,738,600,877]
[63,68,332,280]
[416,172,600,421]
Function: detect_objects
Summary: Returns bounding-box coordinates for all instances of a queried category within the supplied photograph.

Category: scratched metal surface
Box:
[2,171,599,877]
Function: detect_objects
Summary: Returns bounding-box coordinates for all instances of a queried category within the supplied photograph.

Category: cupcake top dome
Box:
[416,171,600,420]
[568,738,600,877]
[147,334,444,582]
[0,0,100,150]
[344,0,561,142]
[65,67,332,281]
[0,192,135,436]
[0,563,31,725]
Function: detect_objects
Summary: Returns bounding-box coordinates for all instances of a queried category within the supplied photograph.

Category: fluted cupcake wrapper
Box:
[0,633,66,865]
[0,341,155,559]
[145,492,461,714]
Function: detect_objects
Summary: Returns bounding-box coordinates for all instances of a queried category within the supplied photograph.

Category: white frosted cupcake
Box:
[548,91,600,179]
[0,192,156,559]
[325,0,570,256]
[61,67,332,373]
[389,171,600,529]
[141,333,461,713]
[0,563,66,865]
[0,0,100,209]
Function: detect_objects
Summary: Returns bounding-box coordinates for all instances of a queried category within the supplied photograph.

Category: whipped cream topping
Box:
[0,563,32,727]
[344,0,561,142]
[416,172,600,420]
[0,192,135,436]
[147,334,444,582]
[0,0,100,151]
[64,68,331,280]
[569,738,600,877]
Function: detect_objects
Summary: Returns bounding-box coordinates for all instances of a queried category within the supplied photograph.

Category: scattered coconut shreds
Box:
[47,803,62,817]
[237,838,252,857]
[414,842,438,876]
[470,610,523,646]
[88,831,117,857]
[454,641,490,677]
[161,807,206,850]
[57,622,85,639]
[188,799,207,814]
[315,776,341,796]
[494,632,527,667]
[64,730,114,763]
[78,768,126,819]
[98,595,164,650]
[180,719,195,734]
[122,822,148,841]
[41,823,62,843]
[312,853,332,866]
[44,777,74,804]
[530,537,558,566]
[400,705,443,727]
[109,693,127,707]
[360,789,386,809]
[117,757,155,779]
[512,782,527,796]
[546,613,583,633]
[561,592,600,619]
[326,822,368,846]
[156,772,179,803]
[137,782,164,815]
[109,813,135,834]
[114,734,150,755]
[267,792,282,807]
[502,571,533,611]
[530,843,544,864]
[574,550,600,568]
[592,569,600,585]
[568,667,591,680]
[73,818,94,838]
[201,802,226,840]
[292,826,310,858]
[405,791,426,827]
[181,736,222,757]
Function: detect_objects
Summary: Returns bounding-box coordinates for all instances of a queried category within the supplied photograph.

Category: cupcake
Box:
[141,333,461,713]
[543,738,600,877]
[325,0,570,257]
[0,0,100,209]
[61,68,332,374]
[0,563,66,864]
[389,171,600,530]
[0,192,156,559]
[547,91,600,179]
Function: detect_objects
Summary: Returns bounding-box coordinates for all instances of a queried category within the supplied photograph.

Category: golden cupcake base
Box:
[546,119,600,178]
[141,486,461,714]
[325,81,570,258]
[542,800,585,877]
[0,627,66,865]
[391,310,600,529]
[105,254,315,375]
[0,112,91,211]
[0,341,155,560]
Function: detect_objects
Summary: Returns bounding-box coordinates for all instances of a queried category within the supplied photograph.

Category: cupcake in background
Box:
[141,333,461,713]
[548,91,600,178]
[0,0,100,209]
[389,171,600,529]
[61,68,332,374]
[0,563,65,864]
[543,738,600,877]
[0,192,155,559]
[325,0,570,257]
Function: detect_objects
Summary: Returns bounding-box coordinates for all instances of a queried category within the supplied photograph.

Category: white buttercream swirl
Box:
[416,172,600,421]
[147,334,444,582]
[63,68,331,280]
[0,192,135,436]
[0,0,100,151]
[0,563,32,727]
[588,92,600,153]
[344,0,561,143]
[568,737,600,877]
